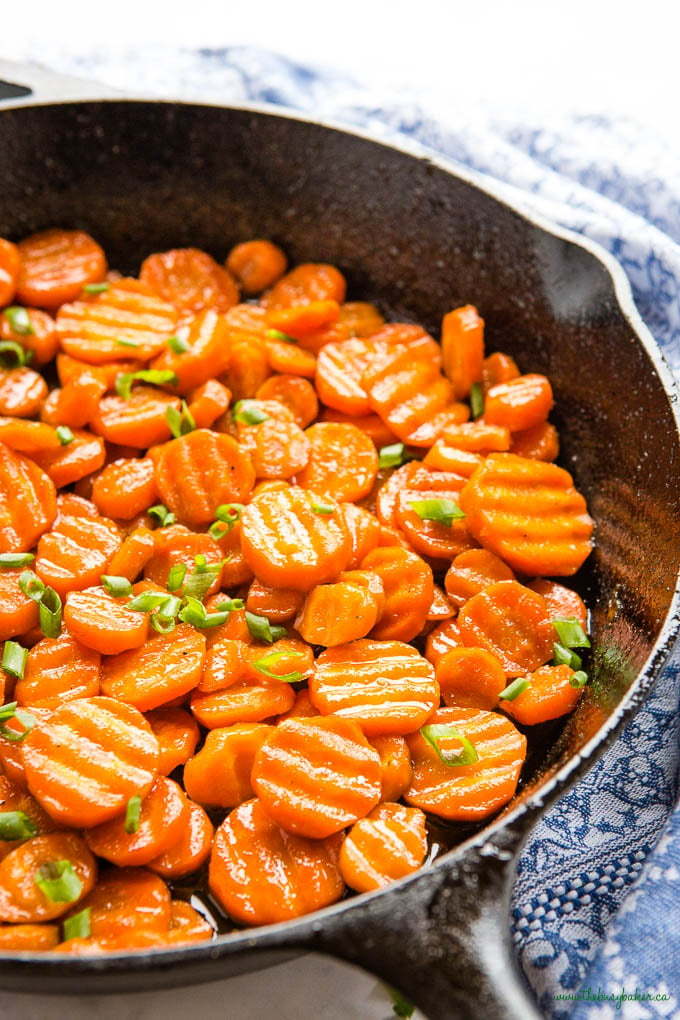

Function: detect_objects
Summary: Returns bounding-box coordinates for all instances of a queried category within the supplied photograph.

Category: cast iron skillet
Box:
[0,60,679,1020]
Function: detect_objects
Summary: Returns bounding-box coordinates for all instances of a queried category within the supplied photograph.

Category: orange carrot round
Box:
[85,777,189,867]
[0,832,96,922]
[16,229,106,309]
[339,803,428,892]
[457,579,554,677]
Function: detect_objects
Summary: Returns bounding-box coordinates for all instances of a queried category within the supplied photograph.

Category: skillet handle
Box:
[278,809,543,1020]
[0,58,122,105]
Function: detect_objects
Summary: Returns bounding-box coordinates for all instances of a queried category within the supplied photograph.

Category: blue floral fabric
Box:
[29,44,680,1018]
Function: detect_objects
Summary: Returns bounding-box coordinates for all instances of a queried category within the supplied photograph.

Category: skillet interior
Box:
[0,99,678,1002]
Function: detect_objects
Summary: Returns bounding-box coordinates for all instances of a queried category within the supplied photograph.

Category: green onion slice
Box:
[310,500,335,515]
[252,650,308,683]
[390,988,415,1019]
[148,504,176,527]
[233,400,271,425]
[115,337,140,348]
[126,592,171,614]
[115,370,179,401]
[167,334,190,354]
[378,442,406,470]
[166,564,187,592]
[569,670,589,689]
[4,306,35,336]
[0,339,32,367]
[265,328,297,343]
[553,642,582,670]
[420,724,479,766]
[38,587,62,639]
[0,552,34,569]
[245,611,288,644]
[18,569,45,602]
[553,617,590,649]
[82,282,110,295]
[166,400,196,439]
[178,596,230,629]
[55,425,75,446]
[182,556,225,601]
[35,860,83,904]
[499,677,531,701]
[2,641,27,680]
[208,503,244,539]
[100,575,133,598]
[408,498,465,527]
[63,906,92,941]
[214,598,245,613]
[124,795,142,834]
[0,810,38,841]
[469,382,484,420]
[0,701,36,743]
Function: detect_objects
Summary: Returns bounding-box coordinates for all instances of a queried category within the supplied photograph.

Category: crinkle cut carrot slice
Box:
[150,309,232,394]
[240,485,351,592]
[0,368,47,418]
[360,546,433,643]
[263,334,316,378]
[143,525,225,597]
[197,637,249,694]
[255,374,319,428]
[0,237,21,305]
[100,623,206,713]
[190,674,295,729]
[263,263,346,309]
[368,735,413,803]
[147,799,214,878]
[339,802,428,892]
[183,723,273,809]
[526,579,588,628]
[1,307,59,367]
[85,777,190,866]
[16,229,106,309]
[294,575,382,647]
[320,407,399,450]
[510,421,559,462]
[65,867,171,938]
[458,452,594,576]
[427,584,456,622]
[91,387,181,449]
[424,617,464,667]
[251,418,311,479]
[20,696,159,828]
[145,707,200,776]
[0,774,58,858]
[404,706,526,821]
[315,337,394,417]
[440,304,485,400]
[64,585,150,654]
[484,373,553,433]
[187,378,231,429]
[15,629,100,709]
[435,646,507,710]
[338,503,381,568]
[294,422,378,502]
[481,351,520,392]
[31,429,106,488]
[226,239,288,295]
[35,511,121,599]
[0,923,60,951]
[91,457,158,520]
[209,798,344,926]
[0,442,57,553]
[140,248,239,314]
[393,467,476,561]
[0,832,96,923]
[310,639,439,736]
[40,372,106,429]
[153,429,255,527]
[444,548,515,609]
[246,578,304,624]
[251,716,382,839]
[0,568,39,640]
[457,579,554,677]
[501,663,583,725]
[106,526,155,582]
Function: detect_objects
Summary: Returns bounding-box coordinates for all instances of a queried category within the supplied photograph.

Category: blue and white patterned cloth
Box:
[26,45,680,1018]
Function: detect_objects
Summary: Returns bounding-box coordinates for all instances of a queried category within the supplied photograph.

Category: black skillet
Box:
[0,60,679,1020]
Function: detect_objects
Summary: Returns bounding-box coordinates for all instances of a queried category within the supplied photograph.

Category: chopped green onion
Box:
[166,564,187,592]
[420,724,479,766]
[63,907,92,941]
[124,795,142,834]
[2,641,27,679]
[499,677,531,701]
[214,598,245,613]
[252,650,307,683]
[178,596,230,629]
[82,282,110,295]
[233,400,270,425]
[55,425,75,446]
[0,339,32,367]
[569,670,589,689]
[115,369,179,401]
[245,611,287,645]
[408,498,465,527]
[126,592,171,614]
[167,334,190,354]
[35,860,83,904]
[0,810,38,841]
[265,328,297,344]
[38,587,62,639]
[208,503,244,539]
[149,595,182,634]
[390,988,415,1019]
[0,702,36,743]
[379,442,406,470]
[553,642,582,670]
[553,617,590,649]
[148,504,176,527]
[3,306,35,336]
[100,575,133,598]
[0,552,34,569]
[18,569,45,602]
[310,500,335,515]
[469,382,484,420]
[165,400,196,438]
[182,556,225,601]
[115,337,140,348]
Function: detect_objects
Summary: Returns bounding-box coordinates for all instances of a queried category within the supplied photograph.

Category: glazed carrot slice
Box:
[0,774,58,856]
[186,378,231,429]
[315,336,399,417]
[264,263,346,309]
[246,579,304,624]
[0,568,39,641]
[320,407,399,449]
[262,334,317,378]
[310,639,439,736]
[165,900,214,944]
[0,238,20,305]
[423,438,484,476]
[481,351,520,393]
[223,336,272,400]
[440,304,485,400]
[91,387,181,449]
[64,586,149,655]
[252,717,382,838]
[15,631,100,709]
[444,548,515,609]
[427,584,456,622]
[393,467,476,561]
[197,637,249,694]
[209,798,344,926]
[100,623,206,713]
[484,374,553,433]
[86,777,189,867]
[183,723,273,809]
[106,526,156,582]
[502,663,582,725]
[526,579,588,628]
[368,735,413,802]
[143,525,225,596]
[140,248,239,314]
[1,307,59,366]
[54,492,100,521]
[150,309,232,395]
[147,800,213,879]
[404,706,527,821]
[16,229,106,309]
[145,707,200,776]
[0,832,96,923]
[190,674,295,729]
[435,647,507,710]
[153,429,255,527]
[255,374,318,428]
[0,923,59,951]
[294,574,383,647]
[440,421,510,453]
[31,430,106,488]
[510,421,559,461]
[374,461,425,527]
[0,443,57,553]
[240,486,351,591]
[267,299,340,343]
[337,301,385,337]
[339,803,428,893]
[458,452,594,575]
[360,546,433,642]
[56,280,177,364]
[66,867,171,938]
[35,512,121,599]
[338,503,381,568]
[0,416,63,455]
[251,418,311,479]
[21,697,159,828]
[457,579,554,677]
[424,617,464,667]
[0,368,47,418]
[277,689,320,722]
[40,372,107,429]
[294,422,378,502]
[91,457,157,520]
[226,239,288,295]
[56,352,143,389]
